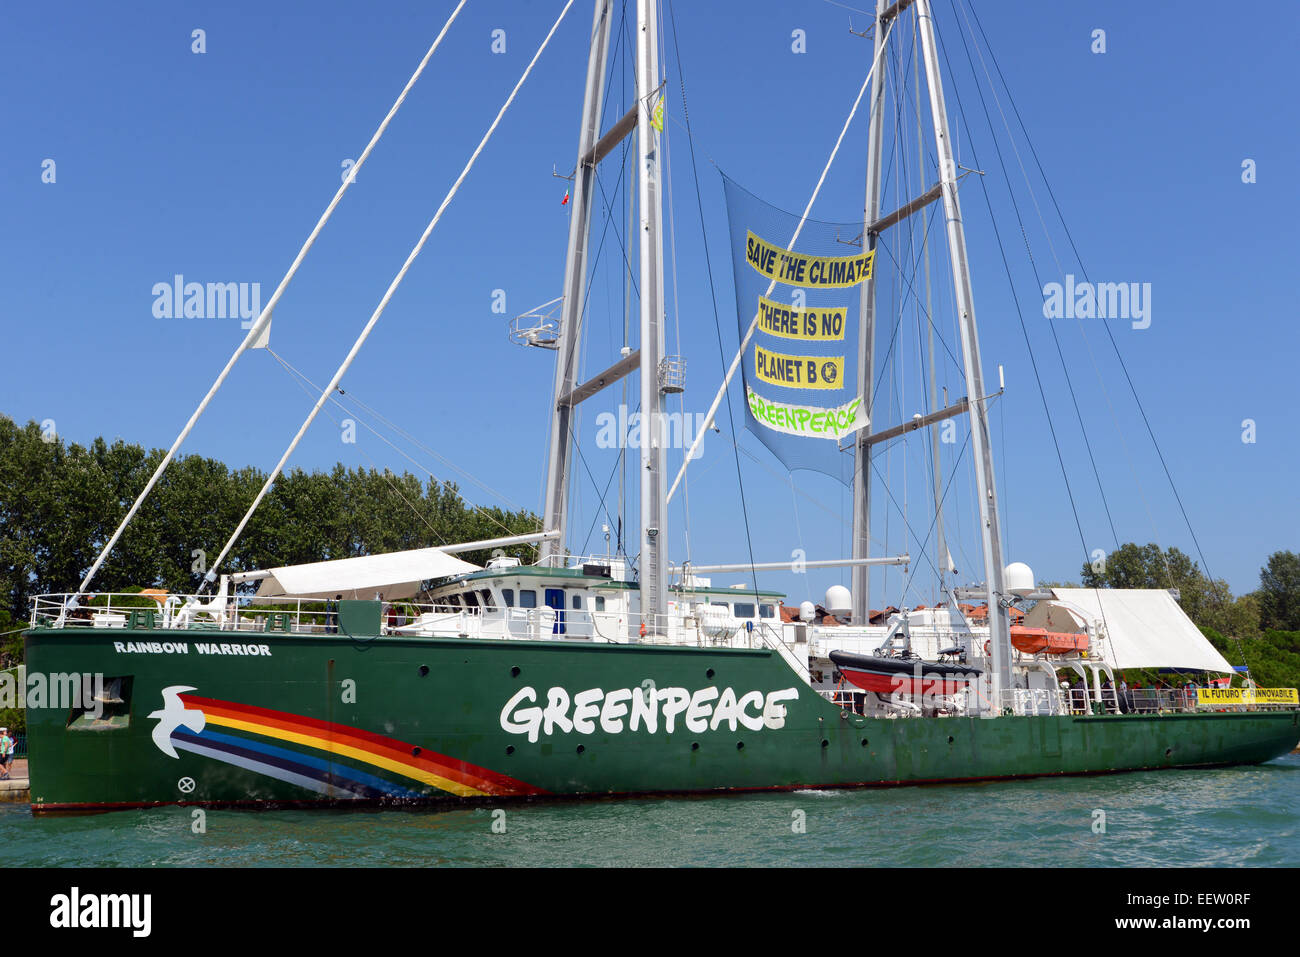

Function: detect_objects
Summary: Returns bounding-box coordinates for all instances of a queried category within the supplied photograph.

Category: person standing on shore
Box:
[0,727,14,779]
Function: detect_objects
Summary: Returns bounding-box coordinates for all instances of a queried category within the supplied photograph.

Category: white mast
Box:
[914,0,1012,699]
[636,0,668,623]
[538,0,615,567]
[850,0,892,625]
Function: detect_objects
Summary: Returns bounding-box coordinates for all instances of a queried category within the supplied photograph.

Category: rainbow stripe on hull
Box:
[168,693,545,800]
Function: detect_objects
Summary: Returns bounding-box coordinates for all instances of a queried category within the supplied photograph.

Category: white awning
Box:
[1022,587,1234,673]
[252,547,480,600]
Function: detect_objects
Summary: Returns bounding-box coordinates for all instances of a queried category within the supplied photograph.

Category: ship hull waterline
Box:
[22,627,1300,813]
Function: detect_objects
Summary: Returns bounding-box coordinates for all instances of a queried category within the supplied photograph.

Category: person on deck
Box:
[326,595,341,634]
[1070,677,1087,715]
[0,728,14,779]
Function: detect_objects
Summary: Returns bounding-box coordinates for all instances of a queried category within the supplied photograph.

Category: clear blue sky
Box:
[2,0,1296,608]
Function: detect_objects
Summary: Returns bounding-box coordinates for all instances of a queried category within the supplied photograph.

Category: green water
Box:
[3,755,1297,867]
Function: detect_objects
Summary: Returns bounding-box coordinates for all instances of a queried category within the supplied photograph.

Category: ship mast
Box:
[538,0,668,624]
[851,0,1012,698]
[635,0,668,623]
[850,0,890,626]
[538,0,615,567]
[915,0,1011,696]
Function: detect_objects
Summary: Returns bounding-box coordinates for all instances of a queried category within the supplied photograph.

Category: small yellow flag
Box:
[651,94,664,133]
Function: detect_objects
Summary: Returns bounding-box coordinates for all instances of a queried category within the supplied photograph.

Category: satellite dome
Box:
[824,585,852,617]
[1005,562,1035,598]
[798,600,817,622]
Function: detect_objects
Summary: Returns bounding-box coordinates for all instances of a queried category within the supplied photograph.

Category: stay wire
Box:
[963,1,1243,673]
[948,1,1119,553]
[933,20,1095,582]
[667,0,760,595]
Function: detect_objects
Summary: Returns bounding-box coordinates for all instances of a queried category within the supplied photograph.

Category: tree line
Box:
[0,415,540,634]
[1078,542,1300,690]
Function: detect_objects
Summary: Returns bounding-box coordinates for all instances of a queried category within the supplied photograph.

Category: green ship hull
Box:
[22,624,1300,812]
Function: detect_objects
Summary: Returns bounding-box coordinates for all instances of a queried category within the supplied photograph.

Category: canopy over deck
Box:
[249,547,480,600]
[1023,587,1235,673]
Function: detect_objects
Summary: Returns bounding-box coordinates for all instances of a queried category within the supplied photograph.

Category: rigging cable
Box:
[268,349,452,549]
[932,15,1096,592]
[937,7,1120,663]
[200,0,581,590]
[949,1,1119,553]
[70,0,472,600]
[961,0,1248,673]
[666,0,760,595]
[266,347,534,542]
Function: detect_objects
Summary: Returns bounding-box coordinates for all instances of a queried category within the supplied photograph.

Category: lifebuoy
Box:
[984,640,992,656]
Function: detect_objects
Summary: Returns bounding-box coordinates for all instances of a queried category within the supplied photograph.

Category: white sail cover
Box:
[253,547,479,600]
[1023,588,1234,673]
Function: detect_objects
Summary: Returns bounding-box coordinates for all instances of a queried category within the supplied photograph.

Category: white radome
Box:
[1005,562,1035,597]
[824,585,852,617]
[798,600,817,622]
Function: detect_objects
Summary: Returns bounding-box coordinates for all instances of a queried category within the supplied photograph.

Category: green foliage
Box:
[1078,541,1299,689]
[1202,626,1300,692]
[1081,542,1259,637]
[0,608,23,733]
[0,415,540,631]
[1258,550,1300,631]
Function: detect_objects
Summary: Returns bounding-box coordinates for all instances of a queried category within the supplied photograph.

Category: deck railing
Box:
[27,592,802,663]
[27,594,1296,715]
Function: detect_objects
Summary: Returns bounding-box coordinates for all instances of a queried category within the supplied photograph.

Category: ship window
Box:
[759,604,775,619]
[572,594,582,610]
[595,596,606,612]
[480,589,493,608]
[67,676,133,732]
[446,594,461,609]
[519,590,538,609]
[733,602,756,619]
[462,591,479,609]
[502,589,515,608]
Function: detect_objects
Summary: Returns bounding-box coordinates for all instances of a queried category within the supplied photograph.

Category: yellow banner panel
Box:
[746,387,867,440]
[745,230,874,288]
[755,346,844,391]
[1195,687,1298,706]
[756,295,846,341]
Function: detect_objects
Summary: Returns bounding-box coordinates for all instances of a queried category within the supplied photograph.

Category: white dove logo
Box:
[148,685,207,758]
